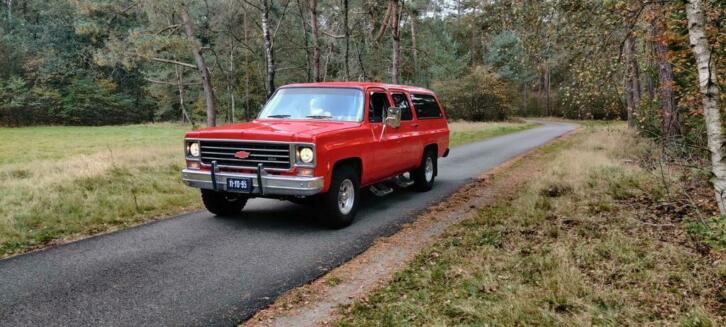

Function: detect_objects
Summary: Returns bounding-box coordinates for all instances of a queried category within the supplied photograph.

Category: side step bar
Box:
[393,175,414,188]
[369,174,415,197]
[369,183,393,197]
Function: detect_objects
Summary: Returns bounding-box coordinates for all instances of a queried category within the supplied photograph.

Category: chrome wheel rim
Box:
[338,179,355,215]
[424,157,434,182]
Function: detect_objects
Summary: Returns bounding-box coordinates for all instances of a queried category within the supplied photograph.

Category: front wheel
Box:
[317,166,360,228]
[201,189,248,216]
[411,149,436,192]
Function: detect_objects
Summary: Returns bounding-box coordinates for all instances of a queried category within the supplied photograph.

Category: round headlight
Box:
[188,142,201,157]
[299,147,314,163]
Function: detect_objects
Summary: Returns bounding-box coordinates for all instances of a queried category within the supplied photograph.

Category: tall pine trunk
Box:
[624,34,640,128]
[261,0,276,98]
[243,8,251,120]
[686,0,726,214]
[410,9,418,83]
[390,0,400,84]
[309,0,321,81]
[296,0,312,82]
[651,13,680,141]
[343,0,350,80]
[180,6,216,127]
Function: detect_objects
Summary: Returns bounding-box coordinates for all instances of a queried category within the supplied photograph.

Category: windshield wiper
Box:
[266,114,291,118]
[305,115,333,119]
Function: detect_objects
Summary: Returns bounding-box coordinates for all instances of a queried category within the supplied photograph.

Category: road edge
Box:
[241,126,579,327]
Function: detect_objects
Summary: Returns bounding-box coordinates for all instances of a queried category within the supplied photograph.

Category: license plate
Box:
[226,178,253,193]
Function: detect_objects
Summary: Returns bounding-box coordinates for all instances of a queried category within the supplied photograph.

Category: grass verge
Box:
[0,120,534,258]
[448,120,538,148]
[337,123,726,326]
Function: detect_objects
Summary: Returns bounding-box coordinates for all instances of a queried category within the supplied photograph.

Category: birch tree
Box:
[686,0,726,214]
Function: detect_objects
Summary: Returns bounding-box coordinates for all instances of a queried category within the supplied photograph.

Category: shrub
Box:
[433,66,514,121]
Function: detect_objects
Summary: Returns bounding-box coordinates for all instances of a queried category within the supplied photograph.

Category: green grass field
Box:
[0,124,199,257]
[0,121,536,258]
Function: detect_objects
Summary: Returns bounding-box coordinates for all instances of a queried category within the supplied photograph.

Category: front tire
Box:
[201,189,248,216]
[411,148,436,192]
[317,166,360,228]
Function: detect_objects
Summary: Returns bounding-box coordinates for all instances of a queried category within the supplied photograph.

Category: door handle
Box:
[412,124,419,128]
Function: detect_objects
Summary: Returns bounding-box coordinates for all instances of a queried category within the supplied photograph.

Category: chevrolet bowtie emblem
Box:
[234,150,251,159]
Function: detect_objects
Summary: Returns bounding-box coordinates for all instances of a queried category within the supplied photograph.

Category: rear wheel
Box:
[411,148,436,192]
[317,166,360,228]
[201,189,248,216]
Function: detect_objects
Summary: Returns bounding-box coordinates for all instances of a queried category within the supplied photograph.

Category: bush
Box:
[433,66,514,121]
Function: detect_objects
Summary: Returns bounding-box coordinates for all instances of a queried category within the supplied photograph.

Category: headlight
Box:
[187,142,200,157]
[298,147,314,163]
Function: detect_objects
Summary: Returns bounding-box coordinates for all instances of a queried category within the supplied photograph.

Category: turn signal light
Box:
[297,168,314,177]
[187,161,201,170]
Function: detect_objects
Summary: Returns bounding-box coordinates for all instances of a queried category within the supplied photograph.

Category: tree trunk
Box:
[356,40,369,80]
[624,35,636,128]
[343,0,350,80]
[229,50,235,123]
[243,8,251,120]
[175,62,194,128]
[261,0,276,98]
[180,6,216,127]
[686,0,726,214]
[651,13,680,141]
[390,0,400,84]
[374,2,392,44]
[545,60,551,116]
[309,0,321,81]
[295,0,312,82]
[410,9,418,83]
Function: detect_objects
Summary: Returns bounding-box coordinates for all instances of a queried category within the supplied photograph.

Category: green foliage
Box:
[0,0,720,129]
[60,78,148,125]
[434,66,513,121]
[686,217,726,251]
[484,31,534,85]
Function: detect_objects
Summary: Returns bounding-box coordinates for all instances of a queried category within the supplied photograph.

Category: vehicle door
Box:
[367,89,406,180]
[390,91,421,170]
[410,92,448,158]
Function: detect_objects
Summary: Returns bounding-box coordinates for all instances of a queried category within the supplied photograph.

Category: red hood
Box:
[185,119,361,142]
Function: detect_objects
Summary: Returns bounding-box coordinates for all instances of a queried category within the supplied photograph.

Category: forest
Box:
[0,0,723,135]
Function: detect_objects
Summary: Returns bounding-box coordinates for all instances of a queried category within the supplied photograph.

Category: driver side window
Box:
[368,92,390,123]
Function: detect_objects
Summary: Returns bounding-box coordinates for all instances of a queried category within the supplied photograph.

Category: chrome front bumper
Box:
[181,169,324,196]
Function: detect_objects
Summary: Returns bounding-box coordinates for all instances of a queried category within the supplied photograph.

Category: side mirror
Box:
[384,107,401,128]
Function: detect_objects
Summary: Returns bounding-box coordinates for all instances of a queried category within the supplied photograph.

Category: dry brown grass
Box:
[338,123,726,326]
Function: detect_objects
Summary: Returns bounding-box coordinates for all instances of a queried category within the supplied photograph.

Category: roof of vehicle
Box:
[281,81,435,94]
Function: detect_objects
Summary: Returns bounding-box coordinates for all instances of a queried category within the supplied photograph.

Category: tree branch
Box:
[145,78,201,86]
[151,57,198,69]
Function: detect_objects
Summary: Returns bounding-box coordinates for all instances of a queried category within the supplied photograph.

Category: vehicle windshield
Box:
[258,87,364,122]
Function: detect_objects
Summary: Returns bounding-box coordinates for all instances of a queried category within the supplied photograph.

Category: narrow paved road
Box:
[0,122,575,327]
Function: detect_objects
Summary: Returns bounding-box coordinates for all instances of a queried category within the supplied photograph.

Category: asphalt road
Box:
[0,122,575,327]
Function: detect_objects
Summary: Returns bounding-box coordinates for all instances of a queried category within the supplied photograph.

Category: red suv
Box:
[182,82,450,227]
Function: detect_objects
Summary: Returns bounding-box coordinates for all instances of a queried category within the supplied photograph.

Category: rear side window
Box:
[368,92,390,123]
[391,93,413,121]
[411,94,442,119]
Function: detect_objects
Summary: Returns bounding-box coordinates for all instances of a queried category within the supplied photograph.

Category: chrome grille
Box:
[199,140,292,169]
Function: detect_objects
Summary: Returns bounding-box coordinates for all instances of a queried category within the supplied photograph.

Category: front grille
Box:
[199,140,292,170]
